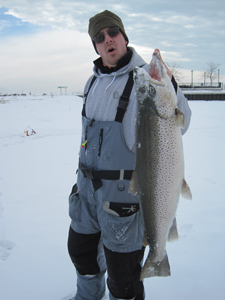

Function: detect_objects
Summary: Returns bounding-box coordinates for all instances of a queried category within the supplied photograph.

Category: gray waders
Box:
[68,71,145,300]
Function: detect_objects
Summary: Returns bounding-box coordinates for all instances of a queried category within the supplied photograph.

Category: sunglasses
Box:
[93,27,120,44]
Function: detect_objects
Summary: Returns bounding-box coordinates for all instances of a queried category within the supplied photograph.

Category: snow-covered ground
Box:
[0,95,224,300]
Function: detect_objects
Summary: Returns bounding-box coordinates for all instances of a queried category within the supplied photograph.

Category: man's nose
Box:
[104,33,113,43]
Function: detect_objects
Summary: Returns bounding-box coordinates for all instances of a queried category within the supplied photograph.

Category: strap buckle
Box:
[118,96,129,110]
[81,168,94,179]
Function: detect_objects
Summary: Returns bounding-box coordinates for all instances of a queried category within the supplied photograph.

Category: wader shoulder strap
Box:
[115,70,134,123]
[82,65,143,119]
[82,76,96,117]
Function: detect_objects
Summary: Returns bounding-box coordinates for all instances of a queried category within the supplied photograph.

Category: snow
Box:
[0,95,225,300]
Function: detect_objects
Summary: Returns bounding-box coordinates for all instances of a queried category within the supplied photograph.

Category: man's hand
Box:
[153,49,172,79]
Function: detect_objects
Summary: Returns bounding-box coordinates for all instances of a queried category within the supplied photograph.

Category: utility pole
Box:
[218,69,220,87]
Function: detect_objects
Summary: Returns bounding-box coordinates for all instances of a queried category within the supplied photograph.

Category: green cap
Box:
[88,10,129,52]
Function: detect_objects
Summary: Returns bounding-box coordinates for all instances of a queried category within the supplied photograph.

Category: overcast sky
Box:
[0,0,225,93]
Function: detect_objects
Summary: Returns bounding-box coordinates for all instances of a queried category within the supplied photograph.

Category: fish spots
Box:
[133,63,187,279]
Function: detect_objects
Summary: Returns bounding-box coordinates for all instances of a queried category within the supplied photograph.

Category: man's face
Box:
[95,27,128,68]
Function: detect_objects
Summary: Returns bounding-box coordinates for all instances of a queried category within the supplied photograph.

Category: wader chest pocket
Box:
[103,201,139,217]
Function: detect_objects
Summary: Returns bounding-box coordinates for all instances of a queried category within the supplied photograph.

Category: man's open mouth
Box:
[108,47,115,53]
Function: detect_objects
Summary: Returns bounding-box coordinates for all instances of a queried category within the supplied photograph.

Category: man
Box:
[68,10,191,300]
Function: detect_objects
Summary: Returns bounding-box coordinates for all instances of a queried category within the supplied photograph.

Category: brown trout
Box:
[129,52,192,279]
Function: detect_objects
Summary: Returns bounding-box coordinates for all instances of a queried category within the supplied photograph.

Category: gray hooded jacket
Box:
[83,47,191,151]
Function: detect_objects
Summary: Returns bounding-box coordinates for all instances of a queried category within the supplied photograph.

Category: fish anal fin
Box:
[128,170,139,195]
[175,108,185,128]
[181,179,192,200]
[168,218,179,242]
[140,253,171,280]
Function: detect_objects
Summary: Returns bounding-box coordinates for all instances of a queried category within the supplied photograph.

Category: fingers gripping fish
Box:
[129,51,192,280]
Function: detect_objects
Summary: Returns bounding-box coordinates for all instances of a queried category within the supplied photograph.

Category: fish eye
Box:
[149,86,155,93]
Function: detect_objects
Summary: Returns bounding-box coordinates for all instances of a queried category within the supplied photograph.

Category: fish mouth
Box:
[134,66,165,87]
[148,65,166,86]
[149,63,162,81]
[148,53,167,85]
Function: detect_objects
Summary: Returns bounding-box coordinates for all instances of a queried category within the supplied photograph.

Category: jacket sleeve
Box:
[177,86,192,135]
[172,76,192,135]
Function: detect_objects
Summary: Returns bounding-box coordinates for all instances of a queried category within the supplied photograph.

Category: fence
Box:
[180,82,223,90]
[184,93,225,101]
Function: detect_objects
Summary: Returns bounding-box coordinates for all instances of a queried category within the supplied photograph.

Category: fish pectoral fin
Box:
[140,253,171,279]
[168,218,179,242]
[175,108,185,129]
[181,179,192,200]
[128,170,139,195]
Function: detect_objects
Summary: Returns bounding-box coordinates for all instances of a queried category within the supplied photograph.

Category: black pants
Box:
[68,226,145,299]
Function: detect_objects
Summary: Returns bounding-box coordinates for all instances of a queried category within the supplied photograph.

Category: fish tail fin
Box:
[181,179,192,200]
[168,218,179,241]
[140,253,171,280]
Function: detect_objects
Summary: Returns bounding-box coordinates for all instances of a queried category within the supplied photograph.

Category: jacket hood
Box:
[93,47,146,79]
[83,47,148,97]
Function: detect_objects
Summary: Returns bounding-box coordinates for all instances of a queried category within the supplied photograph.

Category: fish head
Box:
[134,52,177,119]
[133,66,157,109]
[148,51,178,118]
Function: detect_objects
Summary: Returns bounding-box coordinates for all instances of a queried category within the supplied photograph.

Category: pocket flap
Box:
[103,201,139,217]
